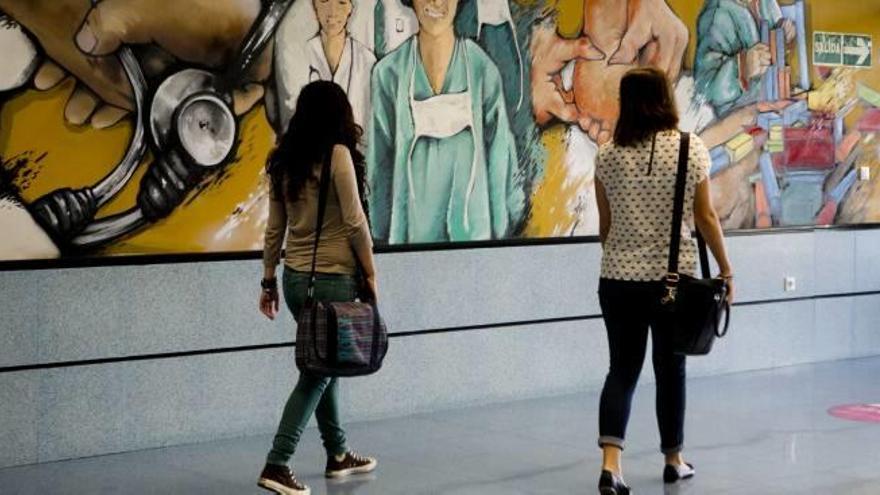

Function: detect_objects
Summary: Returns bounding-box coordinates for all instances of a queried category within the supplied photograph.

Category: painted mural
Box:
[0,0,878,260]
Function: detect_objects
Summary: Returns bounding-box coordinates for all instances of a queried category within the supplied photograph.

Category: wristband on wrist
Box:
[261,277,278,290]
[719,273,734,280]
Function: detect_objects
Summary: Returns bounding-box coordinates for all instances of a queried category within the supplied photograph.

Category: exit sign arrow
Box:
[843,37,871,66]
[842,34,873,68]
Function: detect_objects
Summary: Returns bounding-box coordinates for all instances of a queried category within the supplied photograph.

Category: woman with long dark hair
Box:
[257,80,377,495]
[593,67,734,494]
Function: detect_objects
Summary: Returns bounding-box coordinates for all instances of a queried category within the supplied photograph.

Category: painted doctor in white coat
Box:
[274,0,376,131]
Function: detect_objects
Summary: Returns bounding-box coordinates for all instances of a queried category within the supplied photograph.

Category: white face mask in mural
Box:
[408,38,479,230]
[474,0,523,109]
[16,0,295,253]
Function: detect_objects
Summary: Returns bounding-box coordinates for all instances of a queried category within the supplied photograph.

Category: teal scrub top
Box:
[368,37,523,244]
[694,0,783,116]
[374,1,526,131]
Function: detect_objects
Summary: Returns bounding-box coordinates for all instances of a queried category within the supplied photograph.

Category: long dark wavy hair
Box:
[267,81,366,205]
[613,67,679,147]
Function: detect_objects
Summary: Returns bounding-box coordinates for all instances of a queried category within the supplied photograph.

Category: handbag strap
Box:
[717,302,731,337]
[664,132,713,304]
[696,231,711,279]
[306,155,333,300]
[666,131,690,282]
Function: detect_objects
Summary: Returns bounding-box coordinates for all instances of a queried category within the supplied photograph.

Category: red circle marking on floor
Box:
[828,404,880,423]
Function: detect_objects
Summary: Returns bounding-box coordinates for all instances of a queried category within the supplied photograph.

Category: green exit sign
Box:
[814,31,872,68]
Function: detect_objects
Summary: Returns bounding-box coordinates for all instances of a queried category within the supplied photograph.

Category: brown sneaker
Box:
[257,463,310,495]
[325,451,377,478]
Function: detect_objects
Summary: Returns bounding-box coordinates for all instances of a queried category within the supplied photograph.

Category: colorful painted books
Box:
[725,132,755,163]
[776,127,835,169]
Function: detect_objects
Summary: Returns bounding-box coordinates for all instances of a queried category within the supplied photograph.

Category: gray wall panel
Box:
[1,231,863,368]
[375,244,601,333]
[724,232,815,302]
[1,229,878,468]
[0,271,46,367]
[33,349,290,464]
[814,230,856,295]
[854,230,880,292]
[22,321,610,464]
[813,297,856,362]
[687,300,815,377]
[36,364,128,462]
[0,263,294,368]
[0,374,38,467]
[344,320,609,420]
[851,295,880,358]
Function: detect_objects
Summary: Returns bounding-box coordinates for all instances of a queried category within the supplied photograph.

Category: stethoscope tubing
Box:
[90,47,148,207]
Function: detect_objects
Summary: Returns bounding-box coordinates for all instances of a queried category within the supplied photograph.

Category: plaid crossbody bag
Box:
[294,157,389,376]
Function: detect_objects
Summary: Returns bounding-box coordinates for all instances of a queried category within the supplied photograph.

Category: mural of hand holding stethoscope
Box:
[1,0,295,253]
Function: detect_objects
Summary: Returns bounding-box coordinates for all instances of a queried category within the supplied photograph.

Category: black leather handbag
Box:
[661,132,730,356]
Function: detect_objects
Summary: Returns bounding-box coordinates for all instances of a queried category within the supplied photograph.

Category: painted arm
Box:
[367,64,395,243]
[694,7,760,116]
[483,60,524,238]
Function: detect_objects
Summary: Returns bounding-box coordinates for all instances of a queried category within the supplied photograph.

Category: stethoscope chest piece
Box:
[175,93,236,168]
[138,69,238,221]
[150,68,236,165]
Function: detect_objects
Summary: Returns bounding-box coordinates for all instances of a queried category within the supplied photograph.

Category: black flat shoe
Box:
[598,469,631,495]
[663,463,695,484]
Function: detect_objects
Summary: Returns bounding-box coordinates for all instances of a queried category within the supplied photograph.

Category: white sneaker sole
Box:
[325,459,378,479]
[258,478,310,495]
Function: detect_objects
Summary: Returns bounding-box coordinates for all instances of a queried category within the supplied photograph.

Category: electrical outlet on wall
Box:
[859,166,871,181]
[784,276,797,292]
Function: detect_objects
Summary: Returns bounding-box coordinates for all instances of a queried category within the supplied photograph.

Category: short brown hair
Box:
[613,67,679,147]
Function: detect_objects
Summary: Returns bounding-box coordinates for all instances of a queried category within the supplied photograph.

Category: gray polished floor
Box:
[2,357,880,494]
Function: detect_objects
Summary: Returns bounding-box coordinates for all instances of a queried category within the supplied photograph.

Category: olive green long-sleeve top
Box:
[263,145,373,275]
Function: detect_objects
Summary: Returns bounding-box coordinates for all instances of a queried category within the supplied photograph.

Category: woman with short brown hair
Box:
[593,67,734,494]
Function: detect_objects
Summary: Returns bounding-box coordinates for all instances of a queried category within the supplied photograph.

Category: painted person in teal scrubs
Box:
[368,0,524,244]
[694,0,794,116]
[373,0,525,118]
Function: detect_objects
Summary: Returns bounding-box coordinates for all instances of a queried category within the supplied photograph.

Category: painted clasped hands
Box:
[531,0,688,144]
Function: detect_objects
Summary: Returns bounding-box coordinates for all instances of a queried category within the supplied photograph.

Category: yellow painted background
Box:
[2,0,879,256]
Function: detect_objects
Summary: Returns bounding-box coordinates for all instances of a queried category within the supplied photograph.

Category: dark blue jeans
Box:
[597,278,686,455]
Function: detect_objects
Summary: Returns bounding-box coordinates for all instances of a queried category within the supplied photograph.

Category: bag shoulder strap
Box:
[696,231,711,278]
[666,132,712,282]
[667,132,690,280]
[307,155,333,299]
